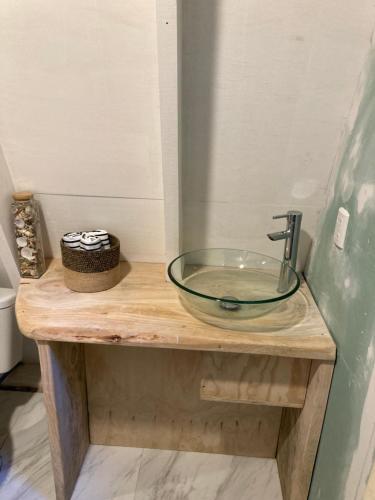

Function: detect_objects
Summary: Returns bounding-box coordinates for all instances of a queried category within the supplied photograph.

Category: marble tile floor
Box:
[0,391,283,500]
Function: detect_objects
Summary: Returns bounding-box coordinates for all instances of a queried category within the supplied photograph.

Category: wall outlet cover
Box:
[334,207,350,249]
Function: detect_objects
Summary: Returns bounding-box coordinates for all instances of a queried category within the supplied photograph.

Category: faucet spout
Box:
[267,229,290,241]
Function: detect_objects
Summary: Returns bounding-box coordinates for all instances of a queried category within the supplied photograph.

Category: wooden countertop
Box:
[16,260,336,360]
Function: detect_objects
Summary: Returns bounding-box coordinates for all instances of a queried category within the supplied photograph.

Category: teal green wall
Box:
[306,52,375,500]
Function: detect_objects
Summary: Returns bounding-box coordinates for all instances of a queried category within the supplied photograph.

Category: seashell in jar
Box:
[20,246,35,261]
[15,218,25,229]
[16,236,28,248]
[20,260,30,269]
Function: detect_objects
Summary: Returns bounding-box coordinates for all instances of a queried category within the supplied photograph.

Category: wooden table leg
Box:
[38,341,89,500]
[276,359,334,500]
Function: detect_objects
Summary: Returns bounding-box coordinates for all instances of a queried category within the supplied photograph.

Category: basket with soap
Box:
[60,230,121,292]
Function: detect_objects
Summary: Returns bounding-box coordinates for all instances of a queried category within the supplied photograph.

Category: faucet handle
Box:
[272,213,289,220]
[273,210,303,221]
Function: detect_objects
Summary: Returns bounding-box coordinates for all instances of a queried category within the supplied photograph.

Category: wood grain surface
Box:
[200,353,311,408]
[85,344,282,457]
[38,341,89,500]
[16,260,335,360]
[276,360,334,500]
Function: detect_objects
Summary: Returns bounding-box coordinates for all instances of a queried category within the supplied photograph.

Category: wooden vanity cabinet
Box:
[17,261,335,500]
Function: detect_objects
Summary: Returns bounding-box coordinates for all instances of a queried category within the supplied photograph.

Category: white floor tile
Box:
[134,449,282,500]
[0,391,282,500]
[0,392,54,500]
[72,445,143,500]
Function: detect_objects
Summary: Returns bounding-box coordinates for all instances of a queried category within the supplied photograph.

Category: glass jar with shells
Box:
[11,192,46,278]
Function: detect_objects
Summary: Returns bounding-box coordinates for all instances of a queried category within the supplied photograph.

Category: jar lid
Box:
[0,288,16,309]
[12,191,33,201]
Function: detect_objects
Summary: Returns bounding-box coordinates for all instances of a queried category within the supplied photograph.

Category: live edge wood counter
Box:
[16,260,336,500]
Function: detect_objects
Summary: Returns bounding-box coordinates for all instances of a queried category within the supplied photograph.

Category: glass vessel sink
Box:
[168,248,300,331]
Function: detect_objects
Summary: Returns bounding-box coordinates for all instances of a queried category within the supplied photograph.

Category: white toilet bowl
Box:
[0,287,23,374]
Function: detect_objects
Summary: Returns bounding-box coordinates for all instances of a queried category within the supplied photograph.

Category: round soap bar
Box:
[63,232,82,249]
[63,232,82,243]
[80,234,102,251]
[89,229,109,241]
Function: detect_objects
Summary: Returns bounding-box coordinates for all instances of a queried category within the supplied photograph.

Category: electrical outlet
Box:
[334,207,349,249]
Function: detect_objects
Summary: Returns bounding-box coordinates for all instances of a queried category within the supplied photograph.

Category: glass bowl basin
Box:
[168,248,300,331]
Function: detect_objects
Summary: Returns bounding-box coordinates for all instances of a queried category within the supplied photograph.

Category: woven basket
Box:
[61,234,121,292]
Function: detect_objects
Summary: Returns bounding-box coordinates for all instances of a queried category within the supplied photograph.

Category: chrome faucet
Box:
[267,210,303,293]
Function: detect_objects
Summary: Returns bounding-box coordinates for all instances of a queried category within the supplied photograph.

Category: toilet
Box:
[0,287,23,374]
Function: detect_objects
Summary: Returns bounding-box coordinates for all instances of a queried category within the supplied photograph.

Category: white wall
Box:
[181,0,375,269]
[3,0,375,269]
[0,0,165,263]
[0,146,16,287]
